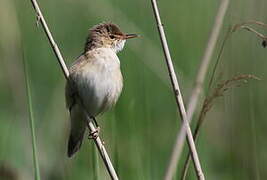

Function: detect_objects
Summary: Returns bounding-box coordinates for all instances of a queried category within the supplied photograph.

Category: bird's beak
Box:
[124,34,139,39]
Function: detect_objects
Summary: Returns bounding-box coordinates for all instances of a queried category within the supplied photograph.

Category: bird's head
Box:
[84,23,138,53]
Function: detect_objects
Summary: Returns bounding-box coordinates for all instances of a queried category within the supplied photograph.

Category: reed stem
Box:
[29,0,119,179]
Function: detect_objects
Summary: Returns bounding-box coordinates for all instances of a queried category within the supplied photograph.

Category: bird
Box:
[65,22,138,157]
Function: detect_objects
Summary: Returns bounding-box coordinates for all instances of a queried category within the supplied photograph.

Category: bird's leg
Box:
[88,116,100,139]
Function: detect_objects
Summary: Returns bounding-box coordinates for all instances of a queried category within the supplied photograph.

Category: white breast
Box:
[75,48,123,117]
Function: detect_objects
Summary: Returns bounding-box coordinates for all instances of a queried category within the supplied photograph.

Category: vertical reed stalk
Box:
[150,0,205,179]
[164,0,230,179]
[29,0,119,179]
[22,53,41,180]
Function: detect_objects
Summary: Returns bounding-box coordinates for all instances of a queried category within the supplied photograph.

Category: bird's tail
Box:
[67,130,85,157]
[67,105,87,157]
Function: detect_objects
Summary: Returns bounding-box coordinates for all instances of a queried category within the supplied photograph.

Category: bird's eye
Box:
[109,35,115,39]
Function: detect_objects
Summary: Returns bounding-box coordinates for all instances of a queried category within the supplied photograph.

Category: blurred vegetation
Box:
[0,0,267,179]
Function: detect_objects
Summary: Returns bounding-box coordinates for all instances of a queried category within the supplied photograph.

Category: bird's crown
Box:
[84,22,138,53]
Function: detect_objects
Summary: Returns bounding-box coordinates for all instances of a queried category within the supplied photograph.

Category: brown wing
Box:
[65,55,87,157]
[65,54,88,110]
[65,80,76,111]
[65,78,87,158]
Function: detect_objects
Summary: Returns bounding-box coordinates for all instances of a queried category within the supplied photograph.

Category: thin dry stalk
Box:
[164,0,230,179]
[180,20,267,179]
[187,0,230,121]
[181,74,260,179]
[232,21,267,31]
[232,21,267,47]
[150,0,205,179]
[29,0,119,179]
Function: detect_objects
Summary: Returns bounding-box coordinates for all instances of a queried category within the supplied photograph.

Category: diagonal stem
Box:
[29,0,119,179]
[150,0,205,180]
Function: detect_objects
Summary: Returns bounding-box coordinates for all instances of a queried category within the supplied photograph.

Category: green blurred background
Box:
[0,0,267,179]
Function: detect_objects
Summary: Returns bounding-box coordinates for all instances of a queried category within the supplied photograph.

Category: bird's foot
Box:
[88,127,100,140]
